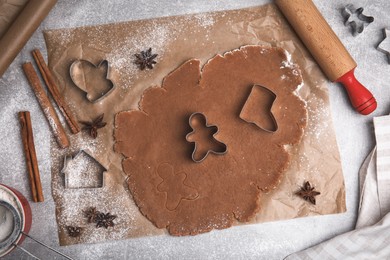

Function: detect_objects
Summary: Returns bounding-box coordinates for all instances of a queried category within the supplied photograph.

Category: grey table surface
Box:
[1,0,389,259]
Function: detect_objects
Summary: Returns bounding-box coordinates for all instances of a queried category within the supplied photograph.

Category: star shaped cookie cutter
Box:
[61,150,107,189]
[185,112,227,163]
[377,28,390,64]
[341,5,374,36]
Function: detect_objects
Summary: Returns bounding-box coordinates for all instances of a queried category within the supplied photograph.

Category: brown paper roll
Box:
[0,0,57,77]
[0,0,28,39]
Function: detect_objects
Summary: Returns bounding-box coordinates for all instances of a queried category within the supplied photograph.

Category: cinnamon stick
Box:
[19,111,44,202]
[22,62,70,149]
[32,49,80,134]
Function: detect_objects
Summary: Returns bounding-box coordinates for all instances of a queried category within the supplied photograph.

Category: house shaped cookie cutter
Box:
[61,150,107,189]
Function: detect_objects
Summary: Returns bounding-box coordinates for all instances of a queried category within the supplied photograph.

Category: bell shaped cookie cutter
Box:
[185,112,227,163]
[61,150,107,189]
[239,85,278,133]
[341,5,374,36]
[70,59,116,103]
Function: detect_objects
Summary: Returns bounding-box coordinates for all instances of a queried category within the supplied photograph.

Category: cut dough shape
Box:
[114,45,307,236]
[239,85,278,132]
[157,163,199,210]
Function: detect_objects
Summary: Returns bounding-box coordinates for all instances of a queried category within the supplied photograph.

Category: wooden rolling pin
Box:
[275,0,377,115]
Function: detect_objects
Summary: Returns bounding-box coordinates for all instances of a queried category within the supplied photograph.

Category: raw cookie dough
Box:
[114,45,307,236]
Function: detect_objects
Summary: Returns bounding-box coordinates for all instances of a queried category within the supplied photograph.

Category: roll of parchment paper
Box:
[0,0,57,77]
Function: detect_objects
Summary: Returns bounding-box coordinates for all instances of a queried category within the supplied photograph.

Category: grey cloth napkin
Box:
[285,115,390,259]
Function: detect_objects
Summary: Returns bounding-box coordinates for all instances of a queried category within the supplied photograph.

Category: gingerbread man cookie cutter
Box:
[341,5,374,36]
[185,112,227,163]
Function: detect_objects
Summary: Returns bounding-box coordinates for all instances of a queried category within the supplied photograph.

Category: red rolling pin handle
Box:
[336,69,377,115]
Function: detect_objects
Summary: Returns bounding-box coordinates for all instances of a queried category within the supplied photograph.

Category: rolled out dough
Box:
[114,45,307,235]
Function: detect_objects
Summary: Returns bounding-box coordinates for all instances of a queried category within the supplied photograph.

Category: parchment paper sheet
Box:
[44,4,346,246]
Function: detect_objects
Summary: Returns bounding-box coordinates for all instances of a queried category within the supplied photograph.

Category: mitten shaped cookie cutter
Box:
[341,5,374,36]
[61,150,106,189]
[70,59,116,103]
[239,85,278,133]
[186,112,227,163]
[377,28,390,64]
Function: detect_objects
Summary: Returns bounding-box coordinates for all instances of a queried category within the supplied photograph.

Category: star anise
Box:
[84,207,100,223]
[295,181,321,205]
[80,114,107,139]
[95,212,117,229]
[134,48,158,70]
[66,226,82,237]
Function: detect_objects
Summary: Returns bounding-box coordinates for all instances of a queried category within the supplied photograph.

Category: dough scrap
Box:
[114,45,307,235]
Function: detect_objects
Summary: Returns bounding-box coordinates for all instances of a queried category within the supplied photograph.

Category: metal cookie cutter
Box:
[185,112,227,163]
[70,59,116,103]
[61,150,107,189]
[377,28,390,64]
[341,5,374,36]
[239,85,278,133]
